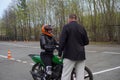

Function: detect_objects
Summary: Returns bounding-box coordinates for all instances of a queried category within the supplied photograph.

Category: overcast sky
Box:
[0,0,12,18]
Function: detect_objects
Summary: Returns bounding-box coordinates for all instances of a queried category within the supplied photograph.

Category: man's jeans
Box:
[61,58,85,80]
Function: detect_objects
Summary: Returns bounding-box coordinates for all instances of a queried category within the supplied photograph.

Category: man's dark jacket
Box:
[59,21,89,60]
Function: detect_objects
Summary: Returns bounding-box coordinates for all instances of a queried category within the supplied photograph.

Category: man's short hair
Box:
[69,14,77,20]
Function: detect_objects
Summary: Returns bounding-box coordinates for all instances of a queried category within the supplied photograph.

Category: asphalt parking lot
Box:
[0,41,120,80]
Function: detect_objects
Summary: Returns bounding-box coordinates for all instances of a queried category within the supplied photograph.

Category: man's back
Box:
[59,21,89,60]
[66,21,88,46]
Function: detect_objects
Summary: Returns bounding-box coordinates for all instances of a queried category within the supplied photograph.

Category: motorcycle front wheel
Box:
[31,63,45,80]
[31,63,61,80]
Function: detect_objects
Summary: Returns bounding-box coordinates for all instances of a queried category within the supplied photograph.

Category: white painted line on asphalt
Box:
[30,63,35,66]
[28,46,39,48]
[22,61,27,64]
[10,58,15,60]
[102,51,120,55]
[16,59,22,62]
[0,55,7,58]
[93,66,120,75]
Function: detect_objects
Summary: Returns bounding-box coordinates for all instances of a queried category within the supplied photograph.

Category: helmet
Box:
[44,25,52,31]
[41,25,53,37]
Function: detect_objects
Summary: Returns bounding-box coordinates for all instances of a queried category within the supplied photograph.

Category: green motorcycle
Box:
[29,53,93,80]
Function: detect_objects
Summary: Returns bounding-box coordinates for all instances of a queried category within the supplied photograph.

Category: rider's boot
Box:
[46,66,52,76]
[41,66,52,80]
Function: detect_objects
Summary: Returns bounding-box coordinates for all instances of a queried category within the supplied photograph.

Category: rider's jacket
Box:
[40,34,58,52]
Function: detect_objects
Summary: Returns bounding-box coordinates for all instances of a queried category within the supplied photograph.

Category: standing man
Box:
[59,14,89,80]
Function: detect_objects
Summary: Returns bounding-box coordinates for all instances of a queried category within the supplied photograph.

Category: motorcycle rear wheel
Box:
[71,66,93,80]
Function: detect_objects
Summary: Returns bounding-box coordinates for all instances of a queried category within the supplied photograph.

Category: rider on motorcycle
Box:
[40,24,58,79]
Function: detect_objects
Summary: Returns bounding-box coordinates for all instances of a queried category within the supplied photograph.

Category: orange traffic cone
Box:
[8,49,12,59]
